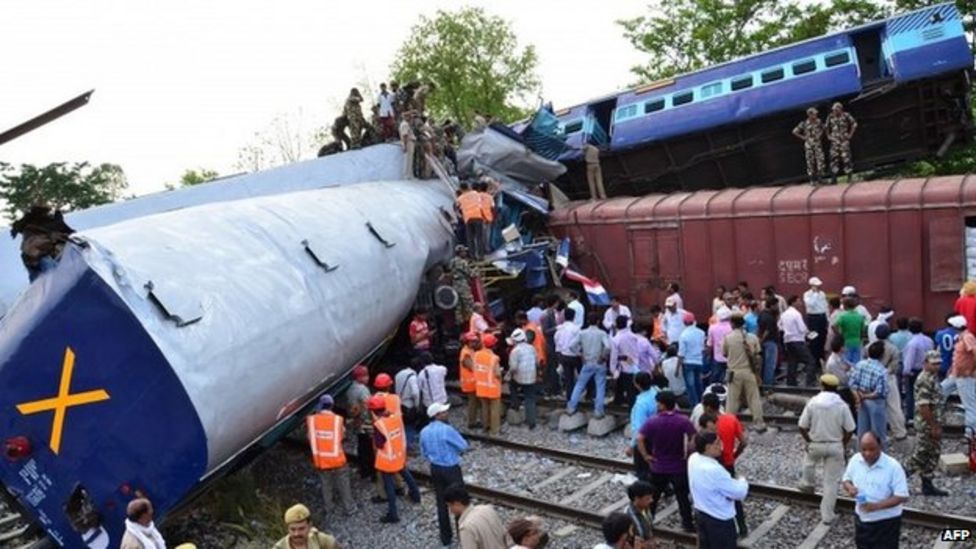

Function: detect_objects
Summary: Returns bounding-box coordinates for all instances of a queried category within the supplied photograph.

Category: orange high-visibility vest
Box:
[459,346,476,393]
[376,391,401,416]
[306,411,346,470]
[478,192,495,223]
[526,322,546,363]
[457,191,484,223]
[473,348,501,399]
[374,415,406,473]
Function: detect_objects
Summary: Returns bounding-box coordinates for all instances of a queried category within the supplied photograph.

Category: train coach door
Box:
[586,98,617,145]
[627,226,683,309]
[852,28,888,84]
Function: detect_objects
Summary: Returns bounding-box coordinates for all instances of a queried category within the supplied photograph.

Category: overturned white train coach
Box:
[0,177,455,546]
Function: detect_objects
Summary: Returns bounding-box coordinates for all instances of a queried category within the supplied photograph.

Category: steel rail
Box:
[463,431,976,531]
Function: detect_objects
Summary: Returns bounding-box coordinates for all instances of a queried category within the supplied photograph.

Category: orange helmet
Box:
[374,373,394,389]
[366,394,387,411]
[482,333,498,348]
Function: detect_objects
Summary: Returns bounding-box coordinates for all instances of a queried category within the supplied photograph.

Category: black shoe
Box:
[921,478,948,496]
[380,515,400,524]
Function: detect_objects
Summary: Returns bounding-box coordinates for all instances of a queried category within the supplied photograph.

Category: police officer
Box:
[344,88,366,149]
[905,350,949,496]
[793,107,826,185]
[826,102,857,183]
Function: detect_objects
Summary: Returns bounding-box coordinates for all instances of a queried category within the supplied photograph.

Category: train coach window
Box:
[792,59,817,75]
[563,120,583,134]
[644,99,665,113]
[615,104,639,121]
[824,51,850,67]
[672,91,694,106]
[700,82,723,98]
[761,68,785,83]
[730,76,753,91]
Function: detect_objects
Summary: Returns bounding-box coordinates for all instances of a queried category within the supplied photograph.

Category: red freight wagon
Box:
[548,176,976,328]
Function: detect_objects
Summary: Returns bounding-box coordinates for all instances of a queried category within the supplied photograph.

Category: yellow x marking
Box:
[16,347,110,455]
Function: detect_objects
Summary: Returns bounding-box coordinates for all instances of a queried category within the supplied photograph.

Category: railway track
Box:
[461,430,976,533]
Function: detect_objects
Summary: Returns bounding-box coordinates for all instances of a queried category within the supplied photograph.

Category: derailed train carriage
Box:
[521,2,974,198]
[0,173,455,546]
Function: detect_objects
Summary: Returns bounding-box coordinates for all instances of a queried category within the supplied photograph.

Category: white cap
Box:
[808,276,822,286]
[506,328,527,345]
[841,285,857,296]
[665,296,677,306]
[427,402,451,418]
[716,306,733,321]
[949,315,967,329]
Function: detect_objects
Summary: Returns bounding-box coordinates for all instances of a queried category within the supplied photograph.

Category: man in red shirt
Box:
[701,392,749,538]
[409,308,436,355]
[954,281,976,336]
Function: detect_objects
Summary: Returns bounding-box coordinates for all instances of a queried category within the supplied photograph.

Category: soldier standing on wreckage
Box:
[450,245,476,327]
[826,102,857,184]
[792,107,826,185]
[343,88,366,149]
[904,350,949,496]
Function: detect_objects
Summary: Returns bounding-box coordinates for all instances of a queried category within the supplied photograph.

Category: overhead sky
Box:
[1,0,649,195]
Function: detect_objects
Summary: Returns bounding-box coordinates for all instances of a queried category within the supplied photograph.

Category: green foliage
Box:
[391,7,540,127]
[0,162,128,222]
[619,0,891,82]
[166,168,220,190]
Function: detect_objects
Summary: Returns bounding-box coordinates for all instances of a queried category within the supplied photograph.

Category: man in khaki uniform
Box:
[798,374,856,523]
[583,143,607,200]
[273,503,340,549]
[722,313,766,432]
[445,484,509,549]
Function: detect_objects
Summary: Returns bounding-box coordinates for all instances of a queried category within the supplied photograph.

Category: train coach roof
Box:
[550,175,976,225]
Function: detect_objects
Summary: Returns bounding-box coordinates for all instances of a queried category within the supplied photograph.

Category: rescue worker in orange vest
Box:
[475,180,495,257]
[456,182,486,259]
[367,394,421,523]
[370,372,405,499]
[460,332,481,429]
[306,395,354,515]
[474,333,504,435]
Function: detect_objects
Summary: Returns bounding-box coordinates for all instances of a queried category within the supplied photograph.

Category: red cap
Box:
[683,311,695,324]
[482,333,498,347]
[352,365,369,381]
[374,373,393,389]
[366,394,387,411]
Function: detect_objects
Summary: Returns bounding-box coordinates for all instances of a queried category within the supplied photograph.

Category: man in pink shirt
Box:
[707,307,734,384]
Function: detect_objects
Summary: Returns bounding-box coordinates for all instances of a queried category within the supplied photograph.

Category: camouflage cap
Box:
[925,350,942,364]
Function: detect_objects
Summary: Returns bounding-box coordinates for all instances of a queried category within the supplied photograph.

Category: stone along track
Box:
[459,430,976,548]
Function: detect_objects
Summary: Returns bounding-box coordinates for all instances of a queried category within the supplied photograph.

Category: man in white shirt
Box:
[842,431,909,548]
[555,308,583,399]
[662,296,686,345]
[688,432,749,547]
[867,307,894,344]
[417,352,448,408]
[666,282,684,311]
[395,363,422,451]
[602,296,632,335]
[399,111,417,179]
[526,295,546,326]
[804,277,829,364]
[566,290,585,328]
[798,374,856,524]
[507,328,540,429]
[375,82,396,140]
[780,295,818,387]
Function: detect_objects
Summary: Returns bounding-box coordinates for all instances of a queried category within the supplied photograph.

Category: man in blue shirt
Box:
[678,312,706,407]
[842,431,909,548]
[628,372,659,481]
[901,318,934,422]
[420,402,469,548]
[849,342,889,449]
[935,315,965,380]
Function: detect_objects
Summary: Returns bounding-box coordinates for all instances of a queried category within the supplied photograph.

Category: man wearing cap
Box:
[875,325,908,441]
[804,277,829,364]
[473,333,504,434]
[935,314,964,379]
[273,504,339,549]
[661,296,685,345]
[799,374,856,523]
[507,327,540,429]
[368,394,422,523]
[780,295,818,386]
[905,351,949,496]
[841,286,871,321]
[833,297,866,366]
[706,307,733,385]
[342,365,374,479]
[723,313,767,432]
[944,315,976,441]
[421,402,469,547]
[826,101,857,184]
[306,395,354,516]
[677,311,706,407]
[793,106,826,184]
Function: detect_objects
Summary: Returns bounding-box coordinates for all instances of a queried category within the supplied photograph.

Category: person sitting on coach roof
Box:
[121,498,166,549]
[273,503,339,549]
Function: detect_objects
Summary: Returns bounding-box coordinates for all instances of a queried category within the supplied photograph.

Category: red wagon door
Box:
[627,225,683,313]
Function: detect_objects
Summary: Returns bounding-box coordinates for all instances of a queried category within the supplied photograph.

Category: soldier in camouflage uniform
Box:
[905,350,949,496]
[449,246,477,327]
[330,115,350,152]
[792,107,826,184]
[826,102,857,183]
[343,88,366,149]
